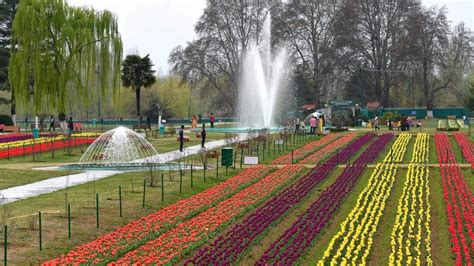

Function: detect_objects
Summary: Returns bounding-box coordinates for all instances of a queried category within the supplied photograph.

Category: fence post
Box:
[119,186,122,217]
[96,193,99,228]
[204,165,207,183]
[51,139,54,159]
[179,170,183,194]
[39,211,42,251]
[240,149,243,169]
[4,225,7,266]
[67,204,71,239]
[233,150,237,170]
[273,140,275,156]
[161,173,164,201]
[142,179,146,208]
[190,165,193,188]
[216,157,219,179]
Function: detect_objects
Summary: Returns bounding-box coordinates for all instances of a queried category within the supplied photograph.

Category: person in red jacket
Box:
[210,113,215,128]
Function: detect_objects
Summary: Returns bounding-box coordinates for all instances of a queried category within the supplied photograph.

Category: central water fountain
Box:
[78,126,158,167]
[238,14,287,128]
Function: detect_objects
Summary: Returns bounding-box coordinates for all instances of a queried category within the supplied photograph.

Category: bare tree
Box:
[274,0,339,106]
[169,0,274,112]
[334,0,417,107]
[406,5,471,110]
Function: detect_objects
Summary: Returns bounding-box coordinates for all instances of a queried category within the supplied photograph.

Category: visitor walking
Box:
[210,113,215,128]
[318,115,323,135]
[191,114,197,129]
[309,116,317,134]
[49,115,55,131]
[373,115,380,131]
[201,123,206,148]
[179,125,185,152]
[295,118,300,133]
[67,117,74,136]
[401,115,407,131]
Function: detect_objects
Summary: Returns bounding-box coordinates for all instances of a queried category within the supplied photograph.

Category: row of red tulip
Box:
[453,132,474,166]
[272,134,340,164]
[300,133,358,164]
[435,134,474,265]
[0,138,94,159]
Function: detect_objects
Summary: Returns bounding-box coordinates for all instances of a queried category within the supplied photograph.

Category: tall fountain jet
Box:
[239,14,287,128]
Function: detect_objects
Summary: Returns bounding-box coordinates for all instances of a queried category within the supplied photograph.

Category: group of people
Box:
[179,123,207,152]
[309,115,325,135]
[34,113,73,136]
[191,113,215,129]
[179,113,217,152]
[293,114,326,135]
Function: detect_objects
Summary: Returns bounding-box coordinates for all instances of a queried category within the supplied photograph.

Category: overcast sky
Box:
[67,0,474,74]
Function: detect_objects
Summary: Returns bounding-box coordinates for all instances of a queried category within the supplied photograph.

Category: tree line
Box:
[170,0,472,114]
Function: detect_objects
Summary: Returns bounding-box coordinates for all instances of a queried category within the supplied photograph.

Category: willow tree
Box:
[9,0,123,113]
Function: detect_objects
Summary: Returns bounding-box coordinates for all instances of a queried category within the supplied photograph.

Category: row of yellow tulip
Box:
[0,136,66,149]
[318,132,412,265]
[0,133,98,149]
[388,133,432,265]
[71,132,102,137]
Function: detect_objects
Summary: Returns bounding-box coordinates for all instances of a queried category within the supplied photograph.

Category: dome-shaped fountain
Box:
[78,126,158,166]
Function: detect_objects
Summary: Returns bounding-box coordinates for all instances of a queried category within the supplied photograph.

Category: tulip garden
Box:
[0,129,473,265]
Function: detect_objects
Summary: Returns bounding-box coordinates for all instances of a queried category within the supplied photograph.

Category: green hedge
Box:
[0,114,13,126]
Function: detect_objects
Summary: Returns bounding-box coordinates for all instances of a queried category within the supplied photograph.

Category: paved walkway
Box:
[0,134,249,205]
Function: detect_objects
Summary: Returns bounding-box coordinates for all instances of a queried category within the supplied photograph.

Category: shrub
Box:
[0,114,13,126]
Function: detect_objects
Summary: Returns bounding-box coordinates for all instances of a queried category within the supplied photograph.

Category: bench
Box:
[133,124,151,131]
[0,124,20,133]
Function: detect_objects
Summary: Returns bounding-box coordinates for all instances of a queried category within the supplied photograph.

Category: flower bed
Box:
[388,133,431,265]
[272,134,340,164]
[300,133,358,164]
[110,165,305,265]
[185,133,376,265]
[0,136,66,149]
[0,133,34,143]
[72,132,102,137]
[0,138,95,159]
[435,133,473,265]
[318,132,412,265]
[44,166,272,265]
[453,132,474,165]
[256,134,393,265]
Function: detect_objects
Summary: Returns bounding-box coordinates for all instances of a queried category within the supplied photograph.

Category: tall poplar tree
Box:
[9,0,123,113]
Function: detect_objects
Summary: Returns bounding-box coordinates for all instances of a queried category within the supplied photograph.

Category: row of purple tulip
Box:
[0,133,59,144]
[184,133,376,265]
[257,133,394,265]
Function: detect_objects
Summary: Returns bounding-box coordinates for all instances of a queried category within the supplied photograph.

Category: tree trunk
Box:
[136,87,141,125]
[10,93,16,126]
[422,61,431,110]
[381,74,390,107]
